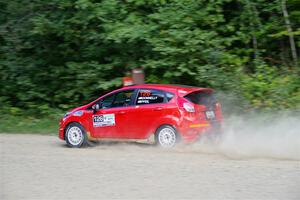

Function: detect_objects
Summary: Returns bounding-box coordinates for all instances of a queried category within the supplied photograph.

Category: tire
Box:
[155,125,179,148]
[65,122,88,148]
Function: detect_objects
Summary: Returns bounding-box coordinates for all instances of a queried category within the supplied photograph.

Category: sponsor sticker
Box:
[93,114,115,127]
[137,90,157,104]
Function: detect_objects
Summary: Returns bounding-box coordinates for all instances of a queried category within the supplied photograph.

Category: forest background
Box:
[0,0,299,133]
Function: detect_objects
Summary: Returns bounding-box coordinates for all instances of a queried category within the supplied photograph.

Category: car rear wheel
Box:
[65,122,88,148]
[155,125,179,148]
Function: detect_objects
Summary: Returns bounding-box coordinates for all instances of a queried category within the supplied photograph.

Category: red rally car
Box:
[59,84,223,148]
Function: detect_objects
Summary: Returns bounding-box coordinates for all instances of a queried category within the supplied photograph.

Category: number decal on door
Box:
[93,114,115,127]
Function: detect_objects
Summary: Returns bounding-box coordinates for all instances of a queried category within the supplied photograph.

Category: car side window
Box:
[136,89,165,105]
[101,94,115,109]
[166,92,174,102]
[111,90,135,108]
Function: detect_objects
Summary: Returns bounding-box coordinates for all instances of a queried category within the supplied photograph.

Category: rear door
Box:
[122,89,168,139]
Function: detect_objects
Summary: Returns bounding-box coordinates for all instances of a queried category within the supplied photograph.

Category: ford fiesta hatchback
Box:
[59,84,223,148]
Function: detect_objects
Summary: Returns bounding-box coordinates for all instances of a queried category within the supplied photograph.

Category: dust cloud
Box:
[186,112,300,160]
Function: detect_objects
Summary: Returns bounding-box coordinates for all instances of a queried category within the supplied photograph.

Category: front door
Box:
[89,89,136,138]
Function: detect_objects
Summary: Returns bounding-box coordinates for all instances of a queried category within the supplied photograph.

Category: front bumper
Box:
[59,119,66,140]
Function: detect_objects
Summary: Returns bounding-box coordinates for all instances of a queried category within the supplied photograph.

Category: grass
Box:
[0,114,60,135]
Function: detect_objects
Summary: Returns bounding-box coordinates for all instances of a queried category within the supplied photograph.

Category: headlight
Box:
[64,110,83,118]
[73,110,83,116]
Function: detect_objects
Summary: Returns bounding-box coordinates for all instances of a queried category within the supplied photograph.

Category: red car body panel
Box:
[59,84,223,143]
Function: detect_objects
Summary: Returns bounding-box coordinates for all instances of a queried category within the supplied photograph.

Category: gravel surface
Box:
[1,133,299,200]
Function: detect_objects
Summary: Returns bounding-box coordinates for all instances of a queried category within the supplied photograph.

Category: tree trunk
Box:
[252,35,258,61]
[244,0,262,67]
[281,0,298,67]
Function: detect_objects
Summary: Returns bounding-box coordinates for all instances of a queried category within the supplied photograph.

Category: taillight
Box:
[183,102,195,112]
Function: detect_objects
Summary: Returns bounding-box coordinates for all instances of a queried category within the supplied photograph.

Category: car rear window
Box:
[184,91,216,107]
[136,89,165,105]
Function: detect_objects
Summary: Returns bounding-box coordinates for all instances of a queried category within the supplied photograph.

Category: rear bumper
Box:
[178,120,222,143]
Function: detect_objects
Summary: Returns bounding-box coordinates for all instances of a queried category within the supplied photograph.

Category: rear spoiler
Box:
[177,88,214,97]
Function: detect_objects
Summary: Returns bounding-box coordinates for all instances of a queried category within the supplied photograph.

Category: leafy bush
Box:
[241,66,300,110]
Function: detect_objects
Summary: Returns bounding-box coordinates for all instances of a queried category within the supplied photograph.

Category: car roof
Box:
[124,84,213,94]
[86,84,213,107]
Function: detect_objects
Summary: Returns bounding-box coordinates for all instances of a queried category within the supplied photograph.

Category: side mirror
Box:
[92,103,101,113]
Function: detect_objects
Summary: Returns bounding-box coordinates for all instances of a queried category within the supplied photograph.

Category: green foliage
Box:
[241,66,300,109]
[0,114,59,134]
[0,0,299,121]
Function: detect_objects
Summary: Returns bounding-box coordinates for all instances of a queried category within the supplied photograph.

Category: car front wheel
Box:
[155,125,179,148]
[65,122,88,148]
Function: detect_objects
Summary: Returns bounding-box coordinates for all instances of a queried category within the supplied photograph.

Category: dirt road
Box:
[1,133,299,200]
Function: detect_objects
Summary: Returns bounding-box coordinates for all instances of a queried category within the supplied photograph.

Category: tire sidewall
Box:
[65,122,87,148]
[155,125,179,148]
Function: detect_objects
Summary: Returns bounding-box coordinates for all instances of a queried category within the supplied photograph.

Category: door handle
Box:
[154,107,163,111]
[118,111,126,114]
